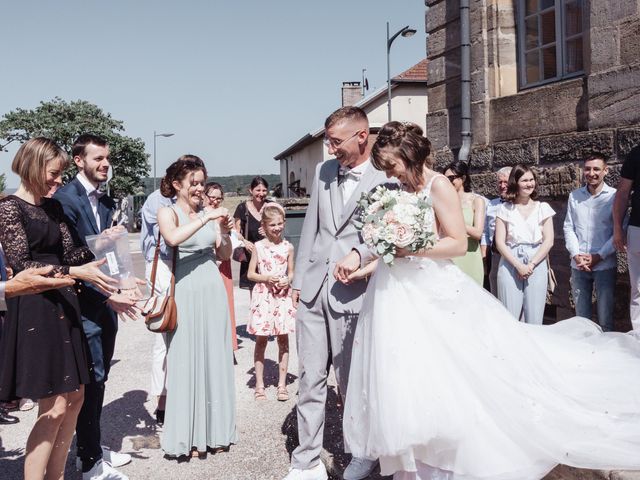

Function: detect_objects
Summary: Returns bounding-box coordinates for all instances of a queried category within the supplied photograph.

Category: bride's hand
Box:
[334,250,361,284]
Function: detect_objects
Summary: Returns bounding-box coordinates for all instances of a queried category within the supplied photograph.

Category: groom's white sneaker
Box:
[343,457,378,480]
[282,461,328,480]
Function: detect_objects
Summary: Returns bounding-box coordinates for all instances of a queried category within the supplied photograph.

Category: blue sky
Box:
[0,0,425,188]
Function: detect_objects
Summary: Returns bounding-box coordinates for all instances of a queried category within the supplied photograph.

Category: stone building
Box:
[424,0,640,326]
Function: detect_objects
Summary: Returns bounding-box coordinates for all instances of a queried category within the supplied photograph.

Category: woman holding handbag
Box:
[157,159,237,458]
[233,176,269,292]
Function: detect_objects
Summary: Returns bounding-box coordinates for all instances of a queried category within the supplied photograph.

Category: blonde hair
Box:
[12,137,68,197]
[260,202,285,224]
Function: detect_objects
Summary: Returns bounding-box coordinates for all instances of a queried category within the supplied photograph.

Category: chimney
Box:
[341,81,363,106]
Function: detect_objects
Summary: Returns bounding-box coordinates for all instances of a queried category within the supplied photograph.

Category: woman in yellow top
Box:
[444,160,485,285]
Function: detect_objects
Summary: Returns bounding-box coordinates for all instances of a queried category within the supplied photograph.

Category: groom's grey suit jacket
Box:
[292,158,392,314]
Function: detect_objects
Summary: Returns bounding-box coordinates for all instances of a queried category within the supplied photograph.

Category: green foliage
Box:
[0,97,149,198]
[208,174,281,195]
[0,173,5,193]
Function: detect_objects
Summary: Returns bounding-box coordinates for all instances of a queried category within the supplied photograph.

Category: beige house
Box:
[274,60,428,198]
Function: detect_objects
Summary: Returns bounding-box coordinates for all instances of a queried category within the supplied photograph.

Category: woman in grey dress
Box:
[157,158,237,457]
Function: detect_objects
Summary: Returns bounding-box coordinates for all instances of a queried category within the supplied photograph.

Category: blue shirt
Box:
[481,197,504,247]
[563,183,616,271]
[140,190,174,263]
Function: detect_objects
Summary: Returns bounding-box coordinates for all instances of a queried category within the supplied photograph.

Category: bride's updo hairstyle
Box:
[371,121,433,188]
[160,154,207,198]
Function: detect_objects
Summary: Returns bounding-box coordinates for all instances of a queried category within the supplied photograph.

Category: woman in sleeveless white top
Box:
[342,122,640,480]
[495,165,555,324]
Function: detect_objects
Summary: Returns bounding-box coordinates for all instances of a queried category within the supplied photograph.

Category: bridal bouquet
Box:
[355,186,436,265]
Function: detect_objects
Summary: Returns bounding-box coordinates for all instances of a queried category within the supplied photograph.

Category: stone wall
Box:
[424,0,640,327]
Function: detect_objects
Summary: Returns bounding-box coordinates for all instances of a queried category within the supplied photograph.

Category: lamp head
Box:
[402,28,417,37]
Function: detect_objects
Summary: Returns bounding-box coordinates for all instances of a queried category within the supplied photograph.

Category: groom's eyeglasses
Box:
[323,130,362,148]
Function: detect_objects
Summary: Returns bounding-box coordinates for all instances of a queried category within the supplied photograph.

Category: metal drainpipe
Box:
[458,0,472,162]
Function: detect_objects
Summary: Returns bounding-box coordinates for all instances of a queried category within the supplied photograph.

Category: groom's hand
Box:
[334,250,361,284]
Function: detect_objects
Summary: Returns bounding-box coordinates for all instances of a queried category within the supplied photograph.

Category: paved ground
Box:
[0,233,383,480]
[1,233,639,479]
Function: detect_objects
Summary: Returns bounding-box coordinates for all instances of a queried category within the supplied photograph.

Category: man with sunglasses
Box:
[284,107,391,480]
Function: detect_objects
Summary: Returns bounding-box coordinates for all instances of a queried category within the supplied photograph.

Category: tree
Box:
[0,173,5,194]
[0,98,149,198]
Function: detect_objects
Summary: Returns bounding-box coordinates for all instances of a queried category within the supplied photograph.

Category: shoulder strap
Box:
[149,231,177,297]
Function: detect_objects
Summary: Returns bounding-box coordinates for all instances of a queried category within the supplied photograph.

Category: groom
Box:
[284,106,389,480]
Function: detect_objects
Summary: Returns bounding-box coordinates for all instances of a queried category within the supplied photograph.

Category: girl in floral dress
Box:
[247,203,296,401]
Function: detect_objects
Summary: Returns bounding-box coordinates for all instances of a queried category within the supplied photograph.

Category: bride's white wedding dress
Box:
[343,176,640,480]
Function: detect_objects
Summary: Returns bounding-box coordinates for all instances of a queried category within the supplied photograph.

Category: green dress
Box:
[453,204,484,285]
[162,206,237,456]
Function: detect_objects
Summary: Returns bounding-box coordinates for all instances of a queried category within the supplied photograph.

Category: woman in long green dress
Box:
[444,161,485,285]
[157,158,237,457]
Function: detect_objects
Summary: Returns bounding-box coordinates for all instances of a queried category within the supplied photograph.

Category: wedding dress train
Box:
[344,187,640,480]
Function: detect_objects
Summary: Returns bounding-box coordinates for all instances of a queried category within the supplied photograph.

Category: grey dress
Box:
[162,206,237,457]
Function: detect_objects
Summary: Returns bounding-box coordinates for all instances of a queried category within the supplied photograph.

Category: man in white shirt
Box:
[54,134,134,480]
[480,167,511,295]
[563,155,617,331]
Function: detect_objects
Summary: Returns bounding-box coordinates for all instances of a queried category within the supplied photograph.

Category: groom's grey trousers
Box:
[292,276,358,470]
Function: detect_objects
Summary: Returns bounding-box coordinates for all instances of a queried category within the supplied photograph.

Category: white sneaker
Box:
[82,459,129,480]
[76,447,132,471]
[282,462,328,480]
[102,448,132,468]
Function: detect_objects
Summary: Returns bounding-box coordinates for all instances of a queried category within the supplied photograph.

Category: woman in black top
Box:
[233,177,268,290]
[0,138,115,480]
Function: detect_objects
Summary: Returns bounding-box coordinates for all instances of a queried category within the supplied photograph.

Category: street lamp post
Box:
[387,22,417,121]
[153,131,175,190]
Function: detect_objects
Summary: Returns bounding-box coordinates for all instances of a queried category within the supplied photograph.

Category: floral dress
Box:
[248,239,296,336]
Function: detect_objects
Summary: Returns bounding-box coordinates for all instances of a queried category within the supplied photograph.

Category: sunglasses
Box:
[446,174,461,182]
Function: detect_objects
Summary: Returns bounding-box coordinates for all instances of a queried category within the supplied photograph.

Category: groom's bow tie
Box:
[338,166,362,185]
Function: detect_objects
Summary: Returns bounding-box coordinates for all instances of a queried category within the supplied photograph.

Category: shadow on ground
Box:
[280,385,390,480]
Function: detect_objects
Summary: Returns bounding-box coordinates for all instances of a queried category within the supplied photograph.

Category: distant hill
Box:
[207,174,281,195]
[142,174,280,196]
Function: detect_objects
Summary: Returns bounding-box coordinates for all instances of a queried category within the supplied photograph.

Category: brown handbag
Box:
[141,232,178,333]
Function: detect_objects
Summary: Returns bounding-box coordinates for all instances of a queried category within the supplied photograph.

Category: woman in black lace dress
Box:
[0,138,116,480]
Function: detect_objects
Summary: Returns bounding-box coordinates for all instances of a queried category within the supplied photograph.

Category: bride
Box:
[335,121,640,480]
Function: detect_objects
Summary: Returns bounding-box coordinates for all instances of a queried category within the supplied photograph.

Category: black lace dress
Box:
[0,196,93,401]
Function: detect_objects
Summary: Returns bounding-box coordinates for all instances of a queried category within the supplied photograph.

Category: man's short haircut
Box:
[324,106,369,129]
[584,153,608,164]
[72,133,108,158]
[497,166,512,177]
